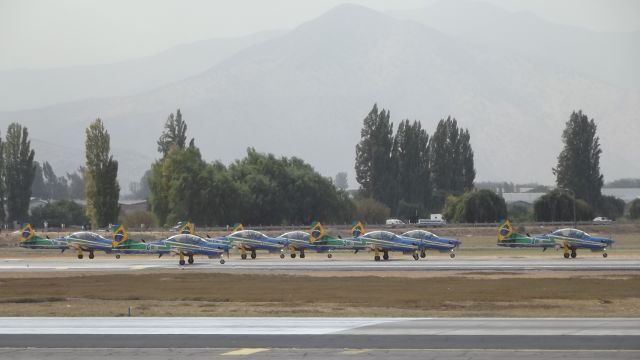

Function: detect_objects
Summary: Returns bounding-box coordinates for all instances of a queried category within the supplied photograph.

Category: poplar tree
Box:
[393,119,431,213]
[553,110,603,206]
[84,119,120,227]
[355,104,395,206]
[3,123,35,222]
[157,109,188,157]
[429,116,475,194]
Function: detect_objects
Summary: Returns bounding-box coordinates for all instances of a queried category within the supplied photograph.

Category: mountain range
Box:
[0,2,637,190]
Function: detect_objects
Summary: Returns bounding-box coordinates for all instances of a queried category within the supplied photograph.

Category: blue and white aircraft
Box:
[224,224,286,260]
[147,222,229,265]
[545,228,614,258]
[401,230,461,259]
[352,222,422,261]
[65,229,115,259]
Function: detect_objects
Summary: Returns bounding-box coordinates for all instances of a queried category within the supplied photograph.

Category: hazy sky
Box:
[1,0,638,70]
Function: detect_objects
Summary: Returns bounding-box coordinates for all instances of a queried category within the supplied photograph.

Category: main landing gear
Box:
[374,250,390,261]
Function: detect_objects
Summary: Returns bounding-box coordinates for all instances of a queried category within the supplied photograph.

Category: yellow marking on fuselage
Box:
[221,348,270,356]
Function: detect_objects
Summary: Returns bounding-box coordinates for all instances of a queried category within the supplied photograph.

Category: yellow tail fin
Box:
[352,221,365,237]
[309,222,325,243]
[112,224,129,247]
[20,223,35,241]
[497,220,513,241]
[180,222,194,235]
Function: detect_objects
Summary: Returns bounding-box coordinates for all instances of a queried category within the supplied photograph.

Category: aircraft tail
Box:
[231,223,244,232]
[112,224,129,247]
[497,220,514,241]
[180,222,194,235]
[351,221,365,238]
[309,221,325,243]
[19,223,36,242]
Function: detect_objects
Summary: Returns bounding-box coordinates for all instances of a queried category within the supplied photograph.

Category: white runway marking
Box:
[1,258,639,272]
[0,318,638,335]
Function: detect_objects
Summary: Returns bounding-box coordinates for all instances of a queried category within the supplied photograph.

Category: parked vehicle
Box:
[592,217,614,225]
[418,214,447,227]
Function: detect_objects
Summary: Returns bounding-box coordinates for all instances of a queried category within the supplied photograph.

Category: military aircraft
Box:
[147,222,228,265]
[64,227,117,259]
[110,224,170,259]
[546,227,614,258]
[496,220,555,250]
[224,223,286,260]
[17,223,68,251]
[401,230,461,259]
[277,221,367,259]
[352,222,422,261]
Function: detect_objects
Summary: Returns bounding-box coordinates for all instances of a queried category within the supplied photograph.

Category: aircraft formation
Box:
[17,220,614,264]
[497,220,614,258]
[18,222,461,264]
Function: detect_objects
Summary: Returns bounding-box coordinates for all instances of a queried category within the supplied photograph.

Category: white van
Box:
[385,219,405,227]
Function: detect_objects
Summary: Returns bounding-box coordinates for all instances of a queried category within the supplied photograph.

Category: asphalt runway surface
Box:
[1,257,639,272]
[0,318,638,359]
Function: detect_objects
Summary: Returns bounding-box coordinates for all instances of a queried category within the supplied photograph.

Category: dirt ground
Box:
[1,271,639,317]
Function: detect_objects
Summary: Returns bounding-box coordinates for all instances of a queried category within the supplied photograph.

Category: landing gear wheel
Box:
[374,255,381,261]
[563,253,570,259]
[250,251,257,259]
[420,251,426,258]
[188,255,194,264]
[291,253,296,258]
[280,253,285,259]
[88,252,95,259]
[300,252,305,259]
[179,259,186,265]
[77,254,83,259]
[412,253,419,260]
[115,254,120,259]
[603,253,608,258]
[571,252,577,259]
[327,253,333,259]
[241,254,247,260]
[450,253,456,259]
[383,252,389,261]
[219,259,226,264]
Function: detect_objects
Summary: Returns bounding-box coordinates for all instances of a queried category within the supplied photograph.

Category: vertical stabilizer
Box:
[309,221,325,243]
[352,221,365,238]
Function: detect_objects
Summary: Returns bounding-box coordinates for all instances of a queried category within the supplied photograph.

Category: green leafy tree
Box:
[429,116,475,210]
[157,109,188,157]
[335,172,348,191]
[31,161,47,198]
[442,190,506,223]
[597,195,625,220]
[84,119,120,228]
[129,169,152,199]
[42,161,69,200]
[629,199,640,220]
[4,123,35,223]
[533,190,593,222]
[553,110,603,206]
[66,167,85,199]
[30,200,88,227]
[507,202,534,222]
[355,104,395,207]
[393,119,431,215]
[119,210,158,229]
[353,197,391,224]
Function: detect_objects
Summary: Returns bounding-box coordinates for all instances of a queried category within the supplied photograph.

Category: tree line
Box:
[5,105,637,228]
[354,104,487,222]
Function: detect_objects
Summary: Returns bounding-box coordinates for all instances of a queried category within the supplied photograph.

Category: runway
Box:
[0,317,638,349]
[2,318,638,359]
[1,257,639,272]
